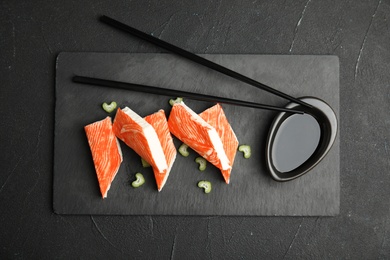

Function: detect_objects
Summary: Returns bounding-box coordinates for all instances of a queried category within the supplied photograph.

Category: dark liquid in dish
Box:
[271,113,321,172]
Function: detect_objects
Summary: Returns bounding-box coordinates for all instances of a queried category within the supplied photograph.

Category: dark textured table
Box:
[1,0,389,258]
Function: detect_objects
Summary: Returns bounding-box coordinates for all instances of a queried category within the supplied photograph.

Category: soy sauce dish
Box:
[265,97,337,181]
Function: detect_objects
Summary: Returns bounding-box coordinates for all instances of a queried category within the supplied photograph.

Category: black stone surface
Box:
[54,52,339,215]
[1,0,390,258]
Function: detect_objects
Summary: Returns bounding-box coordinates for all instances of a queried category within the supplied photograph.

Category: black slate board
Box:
[53,52,339,216]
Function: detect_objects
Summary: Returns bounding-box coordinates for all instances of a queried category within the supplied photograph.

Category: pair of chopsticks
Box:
[73,15,312,114]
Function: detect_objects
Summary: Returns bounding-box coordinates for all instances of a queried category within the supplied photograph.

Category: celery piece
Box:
[197,180,212,194]
[141,158,151,168]
[195,157,207,171]
[102,101,117,113]
[178,143,190,157]
[132,173,145,188]
[169,97,183,106]
[238,145,251,159]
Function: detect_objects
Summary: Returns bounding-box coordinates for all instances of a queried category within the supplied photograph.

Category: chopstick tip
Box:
[72,75,85,83]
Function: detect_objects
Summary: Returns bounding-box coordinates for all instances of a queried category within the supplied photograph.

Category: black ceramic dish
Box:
[266,97,337,181]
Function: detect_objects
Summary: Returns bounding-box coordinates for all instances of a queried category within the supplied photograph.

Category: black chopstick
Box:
[73,76,303,114]
[99,15,313,109]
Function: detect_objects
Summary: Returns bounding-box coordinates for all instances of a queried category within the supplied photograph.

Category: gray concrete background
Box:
[1,0,389,258]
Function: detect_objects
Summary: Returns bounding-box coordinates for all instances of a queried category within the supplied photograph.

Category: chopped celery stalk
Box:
[132,173,145,188]
[141,158,151,168]
[178,143,190,157]
[198,180,212,194]
[102,101,117,113]
[238,145,251,158]
[169,97,183,106]
[195,157,207,171]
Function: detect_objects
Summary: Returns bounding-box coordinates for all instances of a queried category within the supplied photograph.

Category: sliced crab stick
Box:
[144,109,177,191]
[113,107,168,174]
[199,104,239,184]
[168,101,231,173]
[84,117,123,198]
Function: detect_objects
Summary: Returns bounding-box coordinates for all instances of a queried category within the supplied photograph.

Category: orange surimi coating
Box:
[84,117,123,198]
[199,104,239,184]
[113,107,168,174]
[168,101,231,174]
[144,109,177,191]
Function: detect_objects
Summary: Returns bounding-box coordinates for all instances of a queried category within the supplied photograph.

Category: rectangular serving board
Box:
[53,52,340,216]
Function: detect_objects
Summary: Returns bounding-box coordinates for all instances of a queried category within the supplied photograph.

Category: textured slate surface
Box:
[54,52,339,215]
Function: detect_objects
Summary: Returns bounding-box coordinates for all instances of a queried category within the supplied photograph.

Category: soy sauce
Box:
[271,113,321,173]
